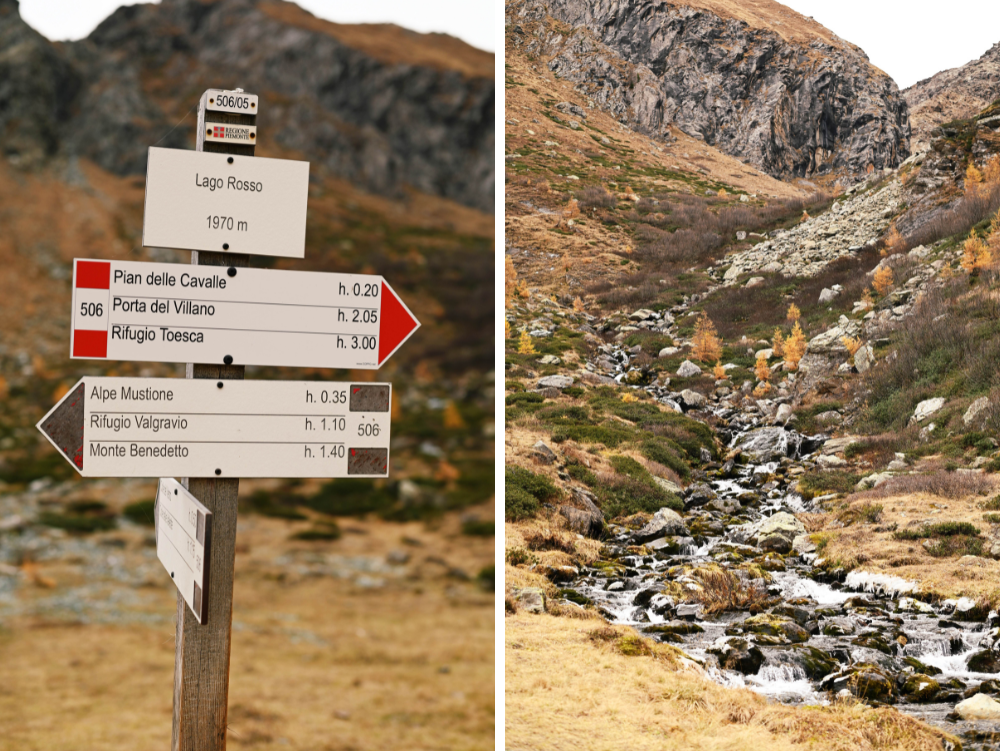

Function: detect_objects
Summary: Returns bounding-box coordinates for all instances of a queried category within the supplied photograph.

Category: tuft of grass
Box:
[690,567,776,614]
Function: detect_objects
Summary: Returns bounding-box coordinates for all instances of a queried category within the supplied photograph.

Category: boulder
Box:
[815,410,843,425]
[677,360,702,377]
[752,512,807,553]
[658,347,680,358]
[708,638,765,675]
[536,355,561,365]
[706,497,740,514]
[773,403,794,425]
[910,397,944,423]
[530,441,557,465]
[679,389,707,409]
[818,288,839,304]
[956,693,1000,720]
[536,375,574,390]
[727,614,809,645]
[515,588,545,614]
[684,483,718,508]
[734,427,802,462]
[964,397,991,426]
[745,277,764,287]
[846,664,896,703]
[792,534,816,555]
[821,617,856,636]
[967,650,1000,673]
[855,472,894,491]
[629,308,656,321]
[854,344,874,374]
[651,476,683,495]
[633,508,689,543]
[902,674,940,703]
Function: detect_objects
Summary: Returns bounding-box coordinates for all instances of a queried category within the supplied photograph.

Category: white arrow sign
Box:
[69,258,420,369]
[143,147,309,258]
[37,377,392,478]
[156,478,212,623]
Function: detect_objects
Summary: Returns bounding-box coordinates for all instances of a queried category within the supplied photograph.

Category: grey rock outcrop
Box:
[0,0,494,211]
[509,0,909,183]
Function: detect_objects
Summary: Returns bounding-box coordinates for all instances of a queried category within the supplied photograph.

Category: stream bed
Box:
[560,379,1000,749]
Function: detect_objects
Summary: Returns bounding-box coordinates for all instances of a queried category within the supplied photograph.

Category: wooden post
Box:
[172,89,256,751]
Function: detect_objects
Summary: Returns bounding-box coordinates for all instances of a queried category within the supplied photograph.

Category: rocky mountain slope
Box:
[0,0,494,493]
[0,0,494,212]
[506,0,910,186]
[904,41,1000,150]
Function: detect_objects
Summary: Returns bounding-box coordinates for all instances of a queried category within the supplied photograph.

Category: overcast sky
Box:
[19,0,494,53]
[781,1,1000,89]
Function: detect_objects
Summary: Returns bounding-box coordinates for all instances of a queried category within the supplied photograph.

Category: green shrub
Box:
[477,565,495,592]
[462,519,495,536]
[639,440,690,480]
[292,522,342,541]
[506,547,537,566]
[241,490,308,520]
[506,392,545,406]
[551,424,632,448]
[505,486,539,521]
[594,474,681,519]
[925,536,983,558]
[123,500,156,526]
[304,479,395,517]
[983,513,1000,524]
[567,464,598,486]
[893,521,981,540]
[38,511,116,534]
[505,466,561,522]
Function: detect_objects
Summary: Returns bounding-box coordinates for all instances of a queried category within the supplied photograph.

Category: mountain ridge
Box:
[0,0,494,212]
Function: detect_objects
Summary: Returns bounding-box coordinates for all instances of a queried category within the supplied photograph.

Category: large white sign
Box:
[156,478,212,623]
[37,377,392,478]
[69,259,419,369]
[143,147,309,258]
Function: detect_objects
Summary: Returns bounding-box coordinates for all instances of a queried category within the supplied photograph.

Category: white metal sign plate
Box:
[156,478,211,623]
[204,123,256,144]
[142,147,309,258]
[205,89,258,114]
[69,258,419,369]
[37,377,392,478]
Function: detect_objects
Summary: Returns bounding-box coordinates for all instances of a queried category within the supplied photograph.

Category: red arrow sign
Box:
[68,259,419,370]
[378,281,420,367]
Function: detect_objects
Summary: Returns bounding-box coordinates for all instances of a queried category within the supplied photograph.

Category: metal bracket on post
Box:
[172,87,256,751]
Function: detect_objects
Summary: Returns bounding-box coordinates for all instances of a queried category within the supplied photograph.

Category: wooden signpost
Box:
[37,88,420,751]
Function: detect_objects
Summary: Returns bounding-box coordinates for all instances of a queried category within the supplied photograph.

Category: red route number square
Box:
[73,330,108,358]
[76,261,110,289]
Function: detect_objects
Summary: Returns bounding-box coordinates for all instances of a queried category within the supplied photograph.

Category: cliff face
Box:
[904,41,1000,150]
[507,0,910,184]
[0,0,494,212]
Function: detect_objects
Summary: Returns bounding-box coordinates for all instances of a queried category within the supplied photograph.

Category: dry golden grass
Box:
[505,614,958,751]
[817,487,1000,603]
[0,508,494,751]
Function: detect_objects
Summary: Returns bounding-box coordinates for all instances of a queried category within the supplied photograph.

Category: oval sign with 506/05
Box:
[142,147,310,258]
